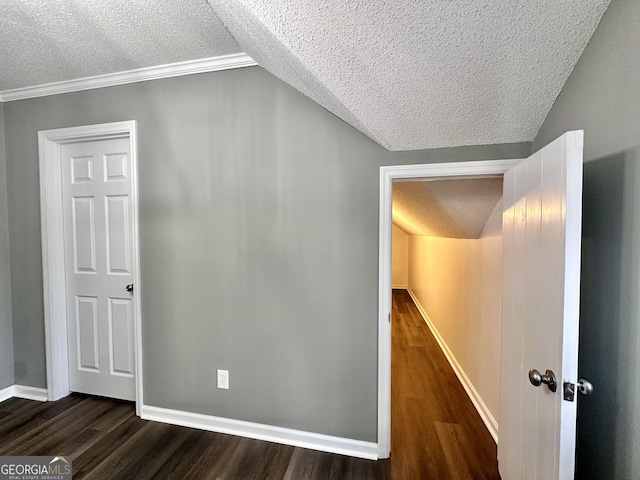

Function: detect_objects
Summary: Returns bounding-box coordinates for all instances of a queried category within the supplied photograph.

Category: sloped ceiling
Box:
[208,0,610,150]
[393,178,503,239]
[0,1,611,151]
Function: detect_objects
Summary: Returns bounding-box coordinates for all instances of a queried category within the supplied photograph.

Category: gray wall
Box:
[3,66,529,440]
[0,102,15,389]
[533,0,640,477]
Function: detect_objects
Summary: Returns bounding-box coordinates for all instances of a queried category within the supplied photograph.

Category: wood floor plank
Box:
[71,415,146,479]
[0,396,116,456]
[35,394,88,420]
[213,437,294,479]
[435,421,500,480]
[146,429,220,479]
[180,432,243,479]
[0,395,83,441]
[85,421,192,480]
[87,398,135,432]
[282,447,388,480]
[64,402,137,460]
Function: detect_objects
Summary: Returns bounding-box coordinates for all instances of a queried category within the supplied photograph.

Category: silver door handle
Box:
[126,284,134,293]
[529,369,557,392]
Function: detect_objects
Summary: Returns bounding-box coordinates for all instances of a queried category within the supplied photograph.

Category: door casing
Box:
[377,159,523,458]
[38,121,143,415]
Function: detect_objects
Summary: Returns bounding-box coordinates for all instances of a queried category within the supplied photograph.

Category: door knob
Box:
[126,284,134,293]
[528,369,557,392]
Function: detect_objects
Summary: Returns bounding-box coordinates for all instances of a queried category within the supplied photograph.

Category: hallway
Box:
[391,289,500,479]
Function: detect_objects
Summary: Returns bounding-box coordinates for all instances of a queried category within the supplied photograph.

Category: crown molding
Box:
[0,53,257,102]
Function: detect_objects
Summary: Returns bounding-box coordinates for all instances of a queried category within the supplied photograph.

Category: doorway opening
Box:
[38,121,143,415]
[377,159,522,459]
[390,174,504,477]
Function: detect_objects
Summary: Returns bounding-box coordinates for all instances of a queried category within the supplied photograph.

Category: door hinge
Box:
[388,312,391,323]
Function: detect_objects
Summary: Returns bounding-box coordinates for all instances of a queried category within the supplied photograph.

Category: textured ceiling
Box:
[393,178,503,239]
[1,1,611,151]
[0,0,241,90]
[208,0,610,150]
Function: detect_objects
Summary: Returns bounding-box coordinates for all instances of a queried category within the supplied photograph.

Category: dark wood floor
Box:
[0,289,498,479]
[0,394,386,479]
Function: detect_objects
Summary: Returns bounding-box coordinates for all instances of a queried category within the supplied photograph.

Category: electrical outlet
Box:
[217,369,229,389]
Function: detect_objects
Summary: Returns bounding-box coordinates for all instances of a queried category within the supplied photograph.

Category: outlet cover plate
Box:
[217,369,229,389]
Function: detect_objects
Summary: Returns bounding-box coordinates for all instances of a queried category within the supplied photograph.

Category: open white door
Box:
[499,130,584,479]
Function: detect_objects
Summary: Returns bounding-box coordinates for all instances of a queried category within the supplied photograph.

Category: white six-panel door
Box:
[61,138,136,401]
[499,131,584,479]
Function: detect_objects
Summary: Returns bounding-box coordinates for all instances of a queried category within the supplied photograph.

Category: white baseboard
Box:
[0,385,49,403]
[0,385,13,403]
[141,405,378,460]
[391,284,408,289]
[406,288,499,443]
[14,386,49,401]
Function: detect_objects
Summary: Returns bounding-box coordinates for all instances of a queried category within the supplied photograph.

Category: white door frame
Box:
[377,159,523,458]
[38,121,143,415]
